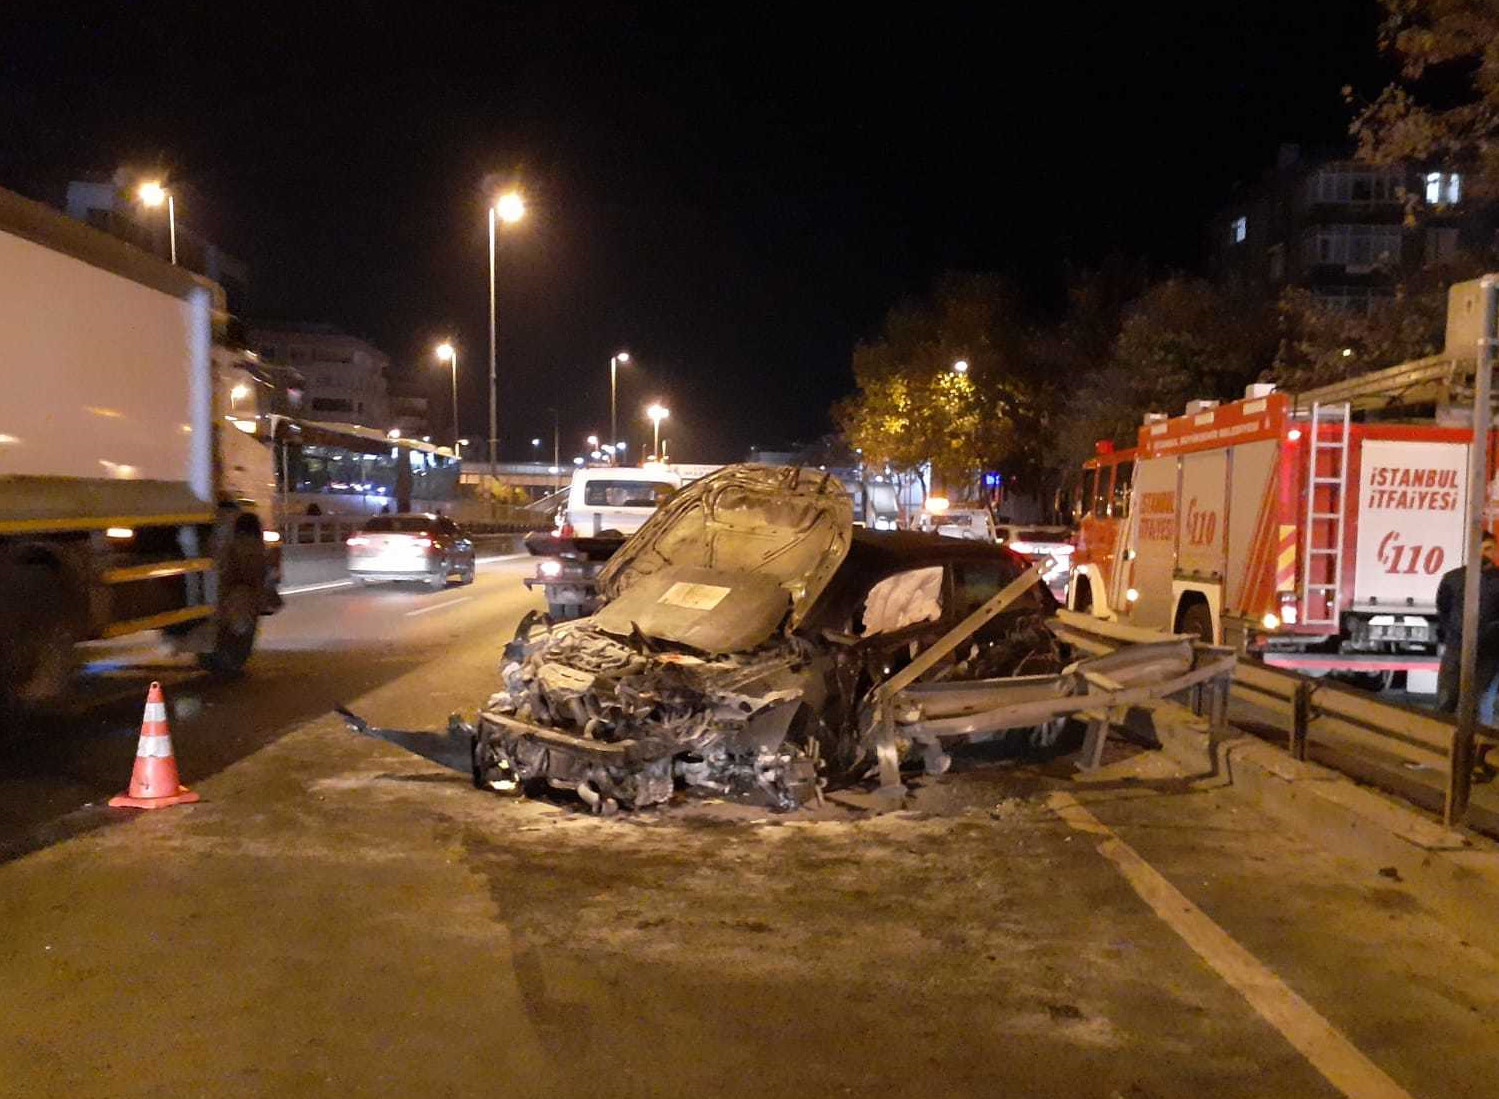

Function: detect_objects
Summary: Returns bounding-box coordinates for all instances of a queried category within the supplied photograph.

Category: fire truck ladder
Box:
[1301,401,1351,628]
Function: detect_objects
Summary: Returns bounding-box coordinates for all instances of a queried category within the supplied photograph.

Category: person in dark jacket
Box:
[1435,531,1499,717]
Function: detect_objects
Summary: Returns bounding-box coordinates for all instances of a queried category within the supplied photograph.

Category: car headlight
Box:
[539,559,563,578]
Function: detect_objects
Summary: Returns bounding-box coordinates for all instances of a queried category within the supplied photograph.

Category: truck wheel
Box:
[0,563,76,708]
[1178,602,1215,643]
[197,534,261,675]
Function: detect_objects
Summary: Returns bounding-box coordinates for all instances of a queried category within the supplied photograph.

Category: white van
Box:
[561,466,683,536]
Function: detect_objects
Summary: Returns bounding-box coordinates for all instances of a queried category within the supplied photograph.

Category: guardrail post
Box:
[1291,680,1310,761]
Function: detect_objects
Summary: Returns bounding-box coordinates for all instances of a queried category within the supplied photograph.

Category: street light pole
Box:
[610,351,630,462]
[487,206,498,483]
[647,403,669,461]
[137,181,176,265]
[485,190,526,493]
[435,343,459,449]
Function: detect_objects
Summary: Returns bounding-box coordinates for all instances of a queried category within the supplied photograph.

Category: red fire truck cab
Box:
[1069,278,1496,687]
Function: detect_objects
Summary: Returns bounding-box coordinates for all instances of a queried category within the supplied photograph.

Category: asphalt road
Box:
[2,560,1498,1096]
[0,553,542,858]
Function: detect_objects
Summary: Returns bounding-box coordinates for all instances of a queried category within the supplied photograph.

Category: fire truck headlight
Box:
[1261,612,1281,630]
[1125,588,1139,604]
[1125,549,1136,561]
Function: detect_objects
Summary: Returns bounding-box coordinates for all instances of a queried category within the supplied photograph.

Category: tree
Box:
[1351,0,1499,195]
[1048,278,1276,474]
[837,273,1047,502]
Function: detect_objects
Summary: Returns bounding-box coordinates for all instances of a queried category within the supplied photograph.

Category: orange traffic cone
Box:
[108,682,200,810]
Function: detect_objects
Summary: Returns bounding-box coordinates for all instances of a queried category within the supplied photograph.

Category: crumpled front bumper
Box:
[473,709,679,811]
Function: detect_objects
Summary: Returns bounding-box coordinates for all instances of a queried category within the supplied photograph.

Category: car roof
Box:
[572,467,681,484]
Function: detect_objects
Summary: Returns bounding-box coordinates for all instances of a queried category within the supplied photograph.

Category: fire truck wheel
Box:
[1178,601,1215,644]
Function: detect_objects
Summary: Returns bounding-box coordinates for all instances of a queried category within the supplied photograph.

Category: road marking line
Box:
[281,554,524,597]
[1046,791,1415,1099]
[280,579,356,596]
[404,596,472,617]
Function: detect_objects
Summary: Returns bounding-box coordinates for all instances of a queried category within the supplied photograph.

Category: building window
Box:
[1425,171,1461,206]
[1304,224,1403,270]
[1306,166,1405,205]
[1231,216,1247,244]
[1425,227,1459,265]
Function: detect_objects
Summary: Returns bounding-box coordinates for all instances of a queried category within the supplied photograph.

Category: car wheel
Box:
[427,566,448,591]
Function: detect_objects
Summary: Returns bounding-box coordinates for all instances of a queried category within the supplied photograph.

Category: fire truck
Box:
[1069,277,1497,689]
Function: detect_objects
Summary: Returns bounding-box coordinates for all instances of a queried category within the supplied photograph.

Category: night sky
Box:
[0,3,1387,462]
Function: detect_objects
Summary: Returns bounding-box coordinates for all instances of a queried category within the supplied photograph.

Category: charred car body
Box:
[473,464,1063,811]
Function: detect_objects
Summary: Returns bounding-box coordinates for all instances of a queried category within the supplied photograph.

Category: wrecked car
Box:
[471,464,1064,812]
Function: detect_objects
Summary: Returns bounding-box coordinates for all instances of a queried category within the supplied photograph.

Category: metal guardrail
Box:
[282,516,365,545]
[1056,610,1496,827]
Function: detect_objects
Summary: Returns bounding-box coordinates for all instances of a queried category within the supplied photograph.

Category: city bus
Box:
[272,418,460,520]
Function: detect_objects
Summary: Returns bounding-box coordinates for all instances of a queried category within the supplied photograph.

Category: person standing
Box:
[1435,530,1499,719]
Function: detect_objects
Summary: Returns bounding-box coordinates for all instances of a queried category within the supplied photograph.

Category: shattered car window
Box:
[860,566,944,636]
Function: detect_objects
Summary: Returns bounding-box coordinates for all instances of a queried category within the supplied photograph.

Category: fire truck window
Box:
[1078,470,1097,522]
[1093,467,1112,519]
[1111,461,1134,517]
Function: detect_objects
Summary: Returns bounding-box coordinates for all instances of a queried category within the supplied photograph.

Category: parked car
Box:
[994,523,1074,597]
[346,513,475,589]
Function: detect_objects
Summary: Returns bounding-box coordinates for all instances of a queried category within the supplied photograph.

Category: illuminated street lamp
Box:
[610,351,630,458]
[136,180,176,265]
[952,359,969,375]
[229,382,250,411]
[487,189,526,479]
[646,403,669,460]
[435,342,459,448]
[587,434,599,448]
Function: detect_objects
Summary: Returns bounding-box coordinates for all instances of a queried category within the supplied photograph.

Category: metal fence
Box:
[1055,609,1497,828]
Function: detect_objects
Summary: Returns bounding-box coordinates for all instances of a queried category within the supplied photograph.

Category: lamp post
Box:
[435,342,459,449]
[487,190,526,481]
[610,351,630,461]
[137,180,176,265]
[646,403,669,461]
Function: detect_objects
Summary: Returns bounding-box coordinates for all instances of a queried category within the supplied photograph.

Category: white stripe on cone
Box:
[137,734,175,759]
[142,702,167,723]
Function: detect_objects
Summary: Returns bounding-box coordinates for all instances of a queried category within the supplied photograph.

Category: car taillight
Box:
[347,536,369,547]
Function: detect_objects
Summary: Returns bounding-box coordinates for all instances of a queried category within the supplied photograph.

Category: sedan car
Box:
[346,513,475,589]
[473,465,1060,810]
[995,523,1074,598]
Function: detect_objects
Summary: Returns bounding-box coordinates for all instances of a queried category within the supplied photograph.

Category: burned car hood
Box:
[596,464,852,637]
[592,565,792,653]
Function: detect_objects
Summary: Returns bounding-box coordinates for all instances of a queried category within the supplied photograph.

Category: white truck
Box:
[0,186,281,709]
